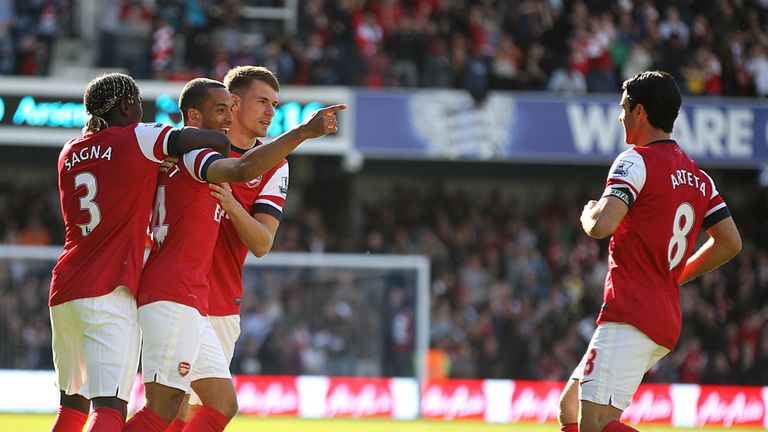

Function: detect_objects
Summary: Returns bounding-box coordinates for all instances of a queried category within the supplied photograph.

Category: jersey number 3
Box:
[668,203,695,270]
[75,172,101,237]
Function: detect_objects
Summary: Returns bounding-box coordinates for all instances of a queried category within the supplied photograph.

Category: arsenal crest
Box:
[178,361,191,377]
[246,176,262,188]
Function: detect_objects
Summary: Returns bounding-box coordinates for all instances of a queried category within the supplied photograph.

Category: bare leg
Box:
[189,378,238,419]
[143,382,186,423]
[579,399,623,432]
[60,392,89,414]
[558,378,580,427]
[174,394,191,422]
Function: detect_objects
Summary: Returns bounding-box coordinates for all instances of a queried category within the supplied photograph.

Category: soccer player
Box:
[126,77,345,432]
[179,65,299,426]
[557,71,742,432]
[49,72,232,432]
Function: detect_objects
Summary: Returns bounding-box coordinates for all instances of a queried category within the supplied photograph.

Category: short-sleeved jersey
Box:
[597,140,730,349]
[50,123,178,306]
[137,148,225,315]
[208,144,289,316]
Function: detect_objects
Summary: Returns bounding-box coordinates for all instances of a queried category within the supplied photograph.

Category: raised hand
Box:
[300,104,348,139]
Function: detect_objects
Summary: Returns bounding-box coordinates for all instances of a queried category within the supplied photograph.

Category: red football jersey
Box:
[137,148,225,315]
[50,123,178,306]
[208,144,289,316]
[597,140,730,349]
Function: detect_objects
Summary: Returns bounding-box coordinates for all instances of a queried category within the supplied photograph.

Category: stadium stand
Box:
[1,173,766,386]
[2,0,768,97]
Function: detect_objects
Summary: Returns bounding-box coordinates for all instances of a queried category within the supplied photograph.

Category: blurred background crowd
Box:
[3,0,768,98]
[1,173,767,386]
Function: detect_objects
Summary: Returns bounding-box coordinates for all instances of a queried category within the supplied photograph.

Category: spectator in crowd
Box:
[1,179,767,385]
[3,0,768,98]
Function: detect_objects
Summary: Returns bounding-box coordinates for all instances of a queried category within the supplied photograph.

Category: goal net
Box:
[0,245,430,381]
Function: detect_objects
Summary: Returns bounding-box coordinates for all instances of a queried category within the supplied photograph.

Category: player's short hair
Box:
[223,66,280,96]
[622,71,681,133]
[83,73,140,134]
[179,78,227,122]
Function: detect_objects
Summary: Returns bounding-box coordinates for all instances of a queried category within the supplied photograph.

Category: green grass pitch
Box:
[0,414,765,431]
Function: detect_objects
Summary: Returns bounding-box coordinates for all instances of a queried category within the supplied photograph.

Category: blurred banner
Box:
[355,90,768,168]
[1,77,767,167]
[0,77,352,155]
[1,370,766,428]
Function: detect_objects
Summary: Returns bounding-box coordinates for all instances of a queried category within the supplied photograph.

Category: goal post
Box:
[0,245,431,383]
[243,252,430,382]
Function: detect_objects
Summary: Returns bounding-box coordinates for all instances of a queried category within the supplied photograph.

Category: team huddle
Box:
[49,67,345,432]
[47,69,740,432]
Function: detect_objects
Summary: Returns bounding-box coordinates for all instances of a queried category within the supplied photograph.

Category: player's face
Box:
[232,80,278,138]
[618,90,636,145]
[199,87,234,133]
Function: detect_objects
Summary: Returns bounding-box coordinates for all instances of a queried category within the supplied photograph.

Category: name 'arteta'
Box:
[65,145,112,171]
[670,169,706,196]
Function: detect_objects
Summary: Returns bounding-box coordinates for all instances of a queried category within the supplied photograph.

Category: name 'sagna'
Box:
[670,169,706,196]
[64,145,112,171]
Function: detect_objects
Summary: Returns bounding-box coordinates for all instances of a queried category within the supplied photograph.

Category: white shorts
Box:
[189,314,240,406]
[50,286,141,401]
[208,315,241,365]
[570,322,670,410]
[138,301,207,393]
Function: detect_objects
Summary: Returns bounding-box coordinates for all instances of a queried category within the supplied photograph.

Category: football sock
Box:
[602,420,639,432]
[182,405,229,432]
[84,407,125,432]
[166,419,187,432]
[51,405,88,432]
[561,423,579,432]
[125,406,167,432]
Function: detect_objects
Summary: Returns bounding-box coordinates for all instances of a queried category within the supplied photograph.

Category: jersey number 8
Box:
[668,202,695,270]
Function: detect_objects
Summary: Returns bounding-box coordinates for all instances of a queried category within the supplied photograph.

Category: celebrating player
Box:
[49,72,232,432]
[126,77,345,432]
[557,71,742,432]
[178,65,301,425]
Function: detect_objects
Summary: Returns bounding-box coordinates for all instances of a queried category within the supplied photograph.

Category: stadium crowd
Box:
[4,0,768,97]
[1,175,767,386]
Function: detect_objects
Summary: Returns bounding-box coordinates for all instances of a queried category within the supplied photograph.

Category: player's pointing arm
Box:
[204,104,347,183]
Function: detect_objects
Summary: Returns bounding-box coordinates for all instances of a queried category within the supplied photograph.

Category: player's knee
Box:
[60,392,90,414]
[146,391,186,423]
[579,417,604,432]
[558,398,578,425]
[579,411,617,432]
[221,396,239,420]
[214,390,238,419]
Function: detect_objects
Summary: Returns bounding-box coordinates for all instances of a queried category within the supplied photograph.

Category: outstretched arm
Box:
[678,217,741,285]
[205,104,347,184]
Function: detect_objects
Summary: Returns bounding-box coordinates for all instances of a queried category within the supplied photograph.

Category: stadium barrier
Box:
[1,370,765,428]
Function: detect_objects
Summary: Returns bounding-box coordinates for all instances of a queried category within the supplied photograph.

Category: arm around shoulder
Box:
[678,217,741,285]
[173,127,231,156]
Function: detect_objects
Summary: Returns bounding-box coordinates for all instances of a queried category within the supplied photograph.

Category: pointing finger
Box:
[319,104,348,114]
